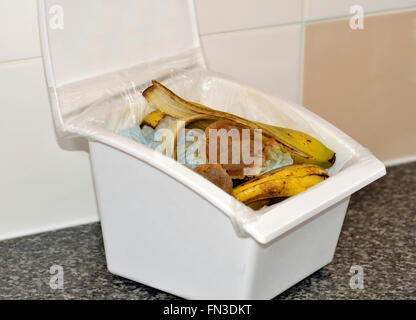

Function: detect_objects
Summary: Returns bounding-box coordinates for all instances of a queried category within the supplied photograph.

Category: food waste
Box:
[117,80,336,210]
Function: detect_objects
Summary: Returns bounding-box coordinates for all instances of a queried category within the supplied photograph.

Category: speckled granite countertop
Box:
[1,162,415,300]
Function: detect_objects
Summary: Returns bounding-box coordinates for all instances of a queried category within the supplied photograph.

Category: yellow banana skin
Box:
[143,81,336,169]
[258,125,336,168]
[141,110,167,128]
[233,164,329,204]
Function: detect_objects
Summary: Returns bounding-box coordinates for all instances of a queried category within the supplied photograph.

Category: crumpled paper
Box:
[118,119,293,174]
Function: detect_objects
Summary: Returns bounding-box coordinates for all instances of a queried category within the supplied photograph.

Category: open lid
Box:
[38,0,202,133]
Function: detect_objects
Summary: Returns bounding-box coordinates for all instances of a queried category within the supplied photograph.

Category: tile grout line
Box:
[298,1,307,105]
[201,5,416,38]
[0,56,42,68]
[201,20,303,38]
[304,5,416,25]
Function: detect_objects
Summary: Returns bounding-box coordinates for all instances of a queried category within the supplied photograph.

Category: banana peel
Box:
[233,164,329,204]
[186,119,217,131]
[141,110,167,128]
[166,114,220,159]
[143,80,336,168]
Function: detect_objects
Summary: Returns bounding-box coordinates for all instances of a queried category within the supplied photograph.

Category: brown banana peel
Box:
[232,164,329,204]
[143,80,336,169]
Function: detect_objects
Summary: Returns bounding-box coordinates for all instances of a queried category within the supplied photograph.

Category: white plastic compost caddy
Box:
[38,0,386,299]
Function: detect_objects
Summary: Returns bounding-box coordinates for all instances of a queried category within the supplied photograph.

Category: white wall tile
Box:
[0,0,41,62]
[304,0,416,21]
[201,25,301,103]
[0,61,97,240]
[195,0,303,35]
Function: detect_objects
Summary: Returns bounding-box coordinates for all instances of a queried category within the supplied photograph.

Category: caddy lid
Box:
[38,0,202,132]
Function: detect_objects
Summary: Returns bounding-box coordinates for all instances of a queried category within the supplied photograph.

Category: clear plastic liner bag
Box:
[49,49,360,236]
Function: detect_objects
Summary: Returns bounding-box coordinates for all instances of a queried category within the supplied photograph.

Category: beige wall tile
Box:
[303,10,416,161]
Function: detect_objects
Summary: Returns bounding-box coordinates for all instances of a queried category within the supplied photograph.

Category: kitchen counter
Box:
[1,162,415,300]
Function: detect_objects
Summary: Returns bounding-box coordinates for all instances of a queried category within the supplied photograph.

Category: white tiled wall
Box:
[196,0,303,103]
[0,60,97,241]
[1,0,415,240]
[195,0,303,34]
[0,0,41,62]
[201,25,301,102]
[0,1,97,241]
